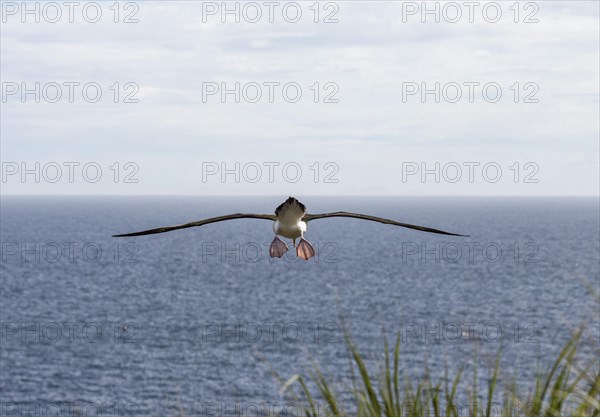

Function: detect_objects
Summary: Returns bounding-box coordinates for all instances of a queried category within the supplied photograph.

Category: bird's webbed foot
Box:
[296,238,315,260]
[269,236,289,258]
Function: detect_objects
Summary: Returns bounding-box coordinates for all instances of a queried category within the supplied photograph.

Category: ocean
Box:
[1,196,598,416]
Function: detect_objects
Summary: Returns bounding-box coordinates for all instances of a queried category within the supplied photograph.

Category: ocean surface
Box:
[1,196,598,416]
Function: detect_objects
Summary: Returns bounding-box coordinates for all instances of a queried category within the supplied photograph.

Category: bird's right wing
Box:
[113,213,276,237]
[303,212,467,236]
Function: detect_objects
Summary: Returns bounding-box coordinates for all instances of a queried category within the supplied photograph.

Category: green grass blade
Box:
[486,348,502,417]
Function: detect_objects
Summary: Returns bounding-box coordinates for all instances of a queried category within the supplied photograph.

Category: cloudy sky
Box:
[1,1,598,195]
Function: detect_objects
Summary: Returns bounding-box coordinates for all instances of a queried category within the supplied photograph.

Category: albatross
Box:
[113,197,467,260]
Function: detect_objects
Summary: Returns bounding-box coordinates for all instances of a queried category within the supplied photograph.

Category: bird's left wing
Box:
[303,212,467,237]
[113,213,276,237]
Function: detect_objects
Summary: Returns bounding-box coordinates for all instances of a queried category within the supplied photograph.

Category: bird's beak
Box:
[296,238,315,261]
[269,236,289,258]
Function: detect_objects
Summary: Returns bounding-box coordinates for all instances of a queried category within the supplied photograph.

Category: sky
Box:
[1,0,599,196]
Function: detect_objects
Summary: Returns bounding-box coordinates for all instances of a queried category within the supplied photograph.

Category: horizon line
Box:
[1,194,598,198]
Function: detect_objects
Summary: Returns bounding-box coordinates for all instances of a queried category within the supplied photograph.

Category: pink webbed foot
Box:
[269,236,289,258]
[296,238,315,260]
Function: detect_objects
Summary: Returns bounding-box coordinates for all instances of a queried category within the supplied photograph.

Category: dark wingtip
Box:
[436,230,468,237]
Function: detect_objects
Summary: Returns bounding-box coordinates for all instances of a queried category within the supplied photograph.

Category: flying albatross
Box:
[113,197,467,260]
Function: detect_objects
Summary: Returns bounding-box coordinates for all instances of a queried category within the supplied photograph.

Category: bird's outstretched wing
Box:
[303,212,467,237]
[113,213,276,237]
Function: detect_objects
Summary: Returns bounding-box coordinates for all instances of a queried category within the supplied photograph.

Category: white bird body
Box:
[273,196,307,242]
[273,219,306,240]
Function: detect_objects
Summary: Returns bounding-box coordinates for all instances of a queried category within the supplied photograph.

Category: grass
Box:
[279,327,599,417]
